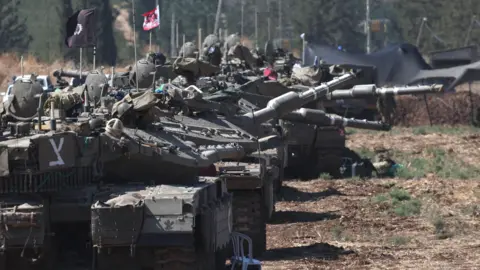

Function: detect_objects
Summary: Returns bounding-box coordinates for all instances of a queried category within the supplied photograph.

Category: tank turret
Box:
[239,73,355,124]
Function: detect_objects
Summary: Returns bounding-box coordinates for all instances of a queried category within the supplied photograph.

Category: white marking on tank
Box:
[49,138,65,166]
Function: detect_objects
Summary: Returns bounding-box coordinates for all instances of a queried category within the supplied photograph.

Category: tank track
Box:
[231,190,267,257]
[94,245,225,270]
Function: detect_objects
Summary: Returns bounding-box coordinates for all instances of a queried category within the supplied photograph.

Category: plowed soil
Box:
[262,127,480,270]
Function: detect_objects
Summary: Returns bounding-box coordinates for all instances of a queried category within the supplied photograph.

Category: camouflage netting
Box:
[393,92,480,126]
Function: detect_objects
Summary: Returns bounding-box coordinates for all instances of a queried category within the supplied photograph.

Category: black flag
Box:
[65,8,97,48]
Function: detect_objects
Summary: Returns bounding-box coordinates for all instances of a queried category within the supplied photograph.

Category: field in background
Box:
[264,126,480,269]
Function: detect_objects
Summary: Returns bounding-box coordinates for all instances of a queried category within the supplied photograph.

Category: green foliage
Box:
[390,236,410,246]
[90,0,118,65]
[395,148,480,180]
[393,198,421,217]
[290,1,365,51]
[3,0,480,64]
[0,0,31,53]
[389,188,411,201]
[373,188,421,217]
[412,126,480,135]
[318,173,332,180]
[431,215,453,239]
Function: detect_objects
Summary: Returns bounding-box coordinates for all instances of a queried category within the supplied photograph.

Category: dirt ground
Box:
[262,127,480,270]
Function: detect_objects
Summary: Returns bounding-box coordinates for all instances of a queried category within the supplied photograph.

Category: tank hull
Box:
[0,177,232,270]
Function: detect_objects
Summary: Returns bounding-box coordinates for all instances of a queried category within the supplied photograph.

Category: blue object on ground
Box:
[387,163,403,177]
[155,84,165,93]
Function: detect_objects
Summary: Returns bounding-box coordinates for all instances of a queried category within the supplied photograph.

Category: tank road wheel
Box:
[264,174,276,221]
[274,165,284,195]
[274,147,287,195]
[232,190,267,257]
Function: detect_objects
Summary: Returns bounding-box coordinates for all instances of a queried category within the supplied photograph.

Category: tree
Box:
[289,1,365,52]
[390,0,449,52]
[90,0,118,65]
[0,0,32,53]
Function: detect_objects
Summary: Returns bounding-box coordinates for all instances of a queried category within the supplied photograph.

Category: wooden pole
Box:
[132,0,139,92]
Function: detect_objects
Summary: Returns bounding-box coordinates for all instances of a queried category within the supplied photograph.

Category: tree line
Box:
[0,0,479,65]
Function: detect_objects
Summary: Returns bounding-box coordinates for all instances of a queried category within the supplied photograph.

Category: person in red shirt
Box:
[263,66,278,81]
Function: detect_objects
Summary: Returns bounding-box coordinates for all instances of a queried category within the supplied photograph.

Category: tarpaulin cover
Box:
[305,43,480,91]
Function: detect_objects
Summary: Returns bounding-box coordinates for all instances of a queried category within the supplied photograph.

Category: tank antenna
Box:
[132,0,139,93]
[20,55,24,77]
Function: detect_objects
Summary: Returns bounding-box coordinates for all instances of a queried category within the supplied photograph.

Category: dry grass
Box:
[0,53,75,89]
[0,52,130,90]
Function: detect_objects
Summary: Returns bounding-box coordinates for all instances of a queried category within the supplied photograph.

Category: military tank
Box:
[0,76,104,269]
[162,76,396,250]
[0,71,358,269]
[153,73,368,257]
[0,80,249,269]
[232,74,445,178]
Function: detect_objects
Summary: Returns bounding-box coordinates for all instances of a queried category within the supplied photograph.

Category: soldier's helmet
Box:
[179,42,197,58]
[225,33,241,51]
[202,34,220,50]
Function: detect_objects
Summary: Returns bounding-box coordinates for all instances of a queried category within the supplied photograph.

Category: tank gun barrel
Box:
[199,144,245,165]
[52,69,90,78]
[283,108,391,131]
[327,84,443,99]
[198,135,283,164]
[240,73,356,124]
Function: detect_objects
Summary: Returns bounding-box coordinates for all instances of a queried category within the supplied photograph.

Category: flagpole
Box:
[93,46,96,70]
[79,48,83,79]
[149,31,152,52]
[176,22,179,50]
[198,28,202,53]
[132,0,139,92]
[171,11,175,57]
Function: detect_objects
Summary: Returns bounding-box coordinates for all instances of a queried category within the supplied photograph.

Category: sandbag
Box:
[291,66,323,86]
[43,91,83,115]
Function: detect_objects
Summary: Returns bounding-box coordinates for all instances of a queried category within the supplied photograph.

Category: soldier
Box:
[224,33,241,52]
[202,34,220,52]
[204,46,222,66]
[372,148,398,177]
[263,66,278,81]
[179,42,197,58]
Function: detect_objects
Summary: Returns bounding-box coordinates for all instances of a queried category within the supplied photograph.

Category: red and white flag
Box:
[142,6,160,31]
